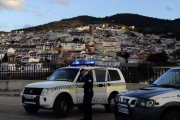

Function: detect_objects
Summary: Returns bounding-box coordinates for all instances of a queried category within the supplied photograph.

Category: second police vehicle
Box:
[114,67,180,120]
[21,60,127,118]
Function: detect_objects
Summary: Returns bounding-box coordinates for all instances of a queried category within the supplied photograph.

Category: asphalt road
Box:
[0,97,115,120]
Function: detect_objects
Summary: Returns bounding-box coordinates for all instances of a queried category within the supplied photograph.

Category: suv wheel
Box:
[24,106,39,113]
[53,95,69,118]
[162,109,180,120]
[105,93,117,113]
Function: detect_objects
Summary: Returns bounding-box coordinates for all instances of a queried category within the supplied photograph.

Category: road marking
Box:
[11,115,38,119]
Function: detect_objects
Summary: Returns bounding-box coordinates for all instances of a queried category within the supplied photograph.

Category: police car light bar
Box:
[72,60,95,66]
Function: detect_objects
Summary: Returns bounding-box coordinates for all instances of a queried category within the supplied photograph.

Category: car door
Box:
[76,69,94,104]
[106,68,126,96]
[92,68,108,104]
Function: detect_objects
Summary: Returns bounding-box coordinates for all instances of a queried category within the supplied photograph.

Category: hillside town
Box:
[0,24,178,70]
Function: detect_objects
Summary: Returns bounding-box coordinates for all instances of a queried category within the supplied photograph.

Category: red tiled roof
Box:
[22,57,30,59]
[15,56,22,58]
[6,62,15,64]
[15,50,31,52]
[37,53,53,55]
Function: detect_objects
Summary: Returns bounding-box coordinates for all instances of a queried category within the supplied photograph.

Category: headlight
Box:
[136,99,154,107]
[41,88,54,96]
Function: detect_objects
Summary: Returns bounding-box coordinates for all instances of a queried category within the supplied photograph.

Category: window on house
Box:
[108,70,121,81]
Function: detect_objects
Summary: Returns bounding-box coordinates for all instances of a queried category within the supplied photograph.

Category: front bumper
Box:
[21,94,54,108]
[114,102,163,120]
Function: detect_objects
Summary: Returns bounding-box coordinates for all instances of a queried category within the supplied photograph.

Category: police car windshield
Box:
[152,69,180,88]
[48,68,79,82]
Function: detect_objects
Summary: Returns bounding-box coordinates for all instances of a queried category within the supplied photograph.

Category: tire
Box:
[162,109,180,120]
[24,106,39,113]
[77,105,84,110]
[53,95,70,118]
[105,93,118,113]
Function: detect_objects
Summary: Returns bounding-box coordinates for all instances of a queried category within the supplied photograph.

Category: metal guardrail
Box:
[0,65,170,83]
[0,65,66,80]
[119,67,170,83]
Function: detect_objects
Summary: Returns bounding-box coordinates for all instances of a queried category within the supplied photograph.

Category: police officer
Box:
[80,69,94,120]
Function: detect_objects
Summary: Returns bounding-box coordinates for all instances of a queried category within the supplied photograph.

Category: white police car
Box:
[21,66,126,118]
[114,67,180,120]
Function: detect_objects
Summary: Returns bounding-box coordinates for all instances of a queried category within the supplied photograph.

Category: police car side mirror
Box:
[47,77,50,80]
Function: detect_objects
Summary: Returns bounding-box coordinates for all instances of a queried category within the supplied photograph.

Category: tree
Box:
[122,52,130,59]
[45,59,50,64]
[147,51,168,64]
[117,52,130,63]
[73,38,79,42]
[57,37,61,40]
[157,39,161,43]
[11,40,15,44]
[175,49,180,58]
[171,51,177,62]
[137,63,154,82]
[2,54,8,63]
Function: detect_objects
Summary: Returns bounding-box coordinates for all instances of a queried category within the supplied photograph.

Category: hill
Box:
[13,13,180,39]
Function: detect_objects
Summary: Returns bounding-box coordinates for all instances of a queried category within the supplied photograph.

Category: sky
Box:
[0,0,180,32]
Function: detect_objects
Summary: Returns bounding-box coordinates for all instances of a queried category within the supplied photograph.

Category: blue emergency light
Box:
[86,60,95,65]
[72,60,95,66]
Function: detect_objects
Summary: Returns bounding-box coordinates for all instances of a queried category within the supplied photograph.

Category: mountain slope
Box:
[14,13,180,39]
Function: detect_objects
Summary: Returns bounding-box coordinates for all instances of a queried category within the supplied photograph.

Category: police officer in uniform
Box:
[80,69,94,120]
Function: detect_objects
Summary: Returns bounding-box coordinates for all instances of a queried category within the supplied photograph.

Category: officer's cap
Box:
[80,69,89,74]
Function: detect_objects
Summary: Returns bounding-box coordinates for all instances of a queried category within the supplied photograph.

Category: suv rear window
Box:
[108,70,121,81]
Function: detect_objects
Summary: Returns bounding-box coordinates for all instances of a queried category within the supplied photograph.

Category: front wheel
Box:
[161,109,180,120]
[104,93,117,113]
[24,106,39,113]
[53,95,69,118]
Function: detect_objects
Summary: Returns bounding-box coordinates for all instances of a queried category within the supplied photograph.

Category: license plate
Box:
[118,107,129,114]
[24,95,36,99]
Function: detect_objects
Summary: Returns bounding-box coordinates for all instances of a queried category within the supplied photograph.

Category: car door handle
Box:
[98,84,104,87]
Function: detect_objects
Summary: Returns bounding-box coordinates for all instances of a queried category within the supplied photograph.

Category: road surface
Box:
[0,96,115,120]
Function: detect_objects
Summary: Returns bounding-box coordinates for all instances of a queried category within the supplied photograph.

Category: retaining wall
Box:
[0,80,150,91]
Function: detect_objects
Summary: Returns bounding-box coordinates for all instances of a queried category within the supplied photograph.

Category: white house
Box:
[117,57,126,64]
[36,45,45,53]
[23,62,43,71]
[50,32,69,40]
[105,51,117,58]
[93,56,120,67]
[175,42,180,50]
[128,55,144,63]
[94,42,121,53]
[36,53,59,62]
[0,62,16,71]
[0,47,15,56]
[14,50,32,57]
[21,57,40,63]
[161,38,175,45]
[60,42,86,51]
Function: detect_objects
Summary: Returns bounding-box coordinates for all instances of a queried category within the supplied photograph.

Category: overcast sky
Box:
[0,0,179,32]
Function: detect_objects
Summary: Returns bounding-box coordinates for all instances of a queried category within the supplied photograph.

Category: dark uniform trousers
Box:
[81,74,94,120]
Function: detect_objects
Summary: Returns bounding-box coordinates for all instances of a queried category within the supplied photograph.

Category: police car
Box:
[21,65,126,118]
[114,67,180,120]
